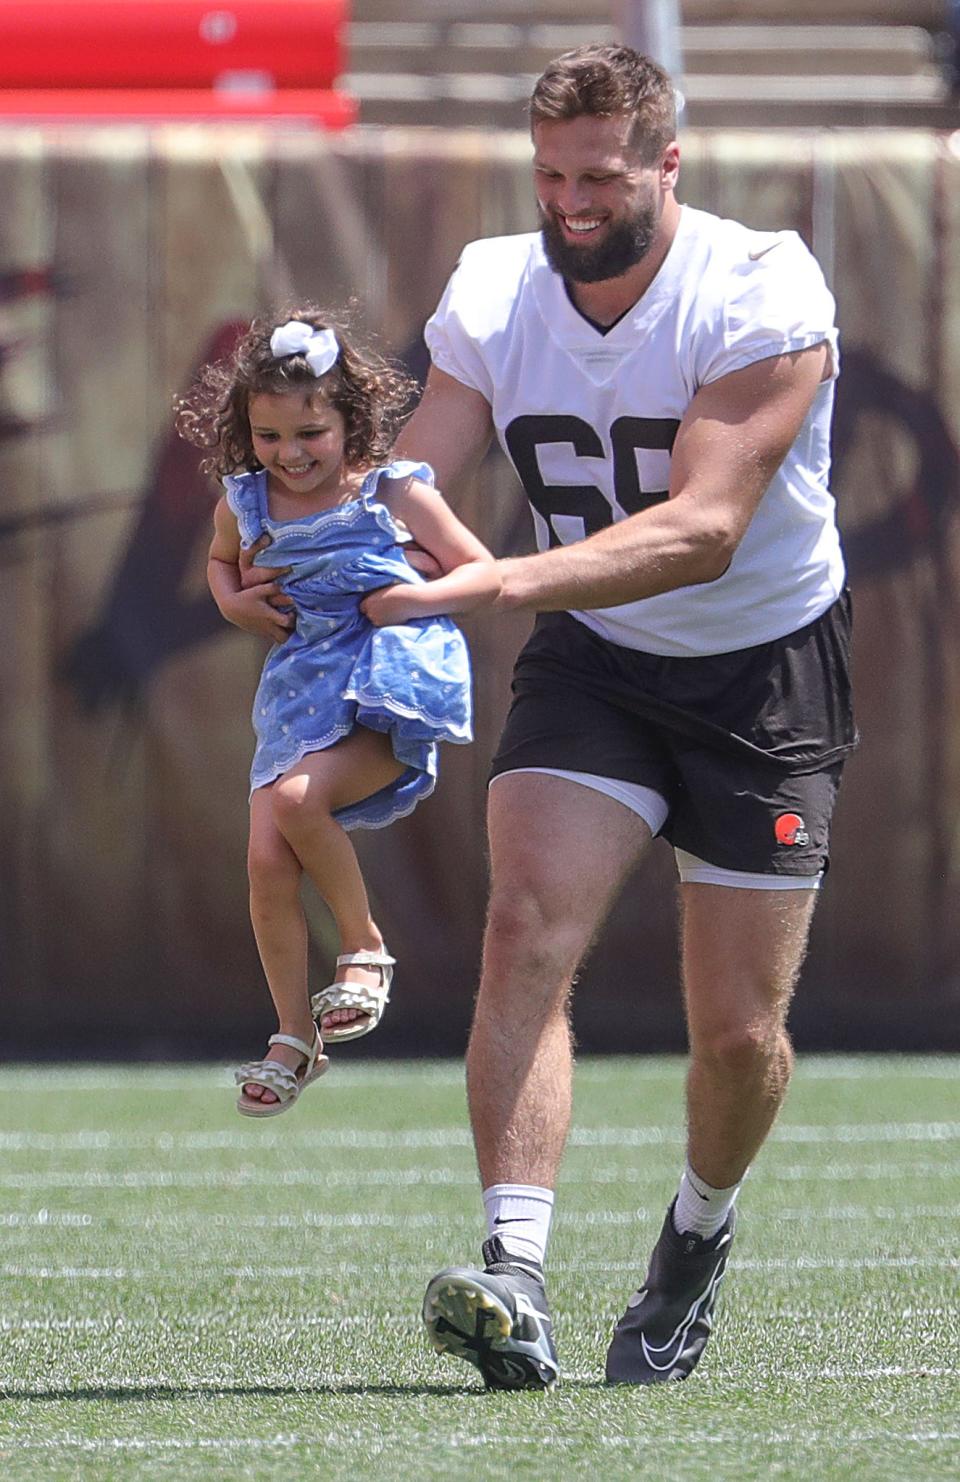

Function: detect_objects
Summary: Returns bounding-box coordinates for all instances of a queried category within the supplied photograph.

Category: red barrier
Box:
[0,1,345,90]
[0,86,357,125]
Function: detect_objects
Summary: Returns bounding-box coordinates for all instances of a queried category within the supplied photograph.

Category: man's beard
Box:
[539,202,658,284]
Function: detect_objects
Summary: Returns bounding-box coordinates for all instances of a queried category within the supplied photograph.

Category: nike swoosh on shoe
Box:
[638,1268,726,1373]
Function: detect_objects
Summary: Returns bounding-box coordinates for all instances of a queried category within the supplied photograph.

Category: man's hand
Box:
[219,582,295,644]
[239,534,290,590]
[226,535,295,642]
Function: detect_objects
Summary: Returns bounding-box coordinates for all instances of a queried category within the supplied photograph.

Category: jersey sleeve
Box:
[698,232,839,387]
[423,246,497,401]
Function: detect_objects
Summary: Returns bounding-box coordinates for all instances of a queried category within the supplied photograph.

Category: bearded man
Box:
[398,44,854,1389]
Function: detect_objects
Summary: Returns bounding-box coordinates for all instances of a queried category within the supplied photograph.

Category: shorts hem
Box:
[675,847,823,890]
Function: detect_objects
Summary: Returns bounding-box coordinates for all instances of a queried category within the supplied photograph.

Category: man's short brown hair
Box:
[529,44,677,164]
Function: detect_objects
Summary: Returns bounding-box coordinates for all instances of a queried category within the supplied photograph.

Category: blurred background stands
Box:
[343,0,960,130]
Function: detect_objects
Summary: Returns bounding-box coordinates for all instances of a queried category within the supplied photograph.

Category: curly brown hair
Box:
[529,45,677,165]
[175,306,418,478]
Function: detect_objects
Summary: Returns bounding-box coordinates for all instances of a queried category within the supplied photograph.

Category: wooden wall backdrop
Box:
[1,124,958,1058]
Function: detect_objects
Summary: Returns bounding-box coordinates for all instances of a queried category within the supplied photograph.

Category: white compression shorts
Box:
[489,767,823,891]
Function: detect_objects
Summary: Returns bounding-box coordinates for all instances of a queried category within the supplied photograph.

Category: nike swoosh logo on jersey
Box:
[748,241,782,261]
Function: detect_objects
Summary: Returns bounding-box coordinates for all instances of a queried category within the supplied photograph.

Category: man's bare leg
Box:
[424,773,654,1389]
[681,883,817,1188]
[606,881,818,1385]
[467,773,655,1192]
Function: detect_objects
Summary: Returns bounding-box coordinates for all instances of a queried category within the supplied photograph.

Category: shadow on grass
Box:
[2,1378,610,1401]
[0,1382,488,1401]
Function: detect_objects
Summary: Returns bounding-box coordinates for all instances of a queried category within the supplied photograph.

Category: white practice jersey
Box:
[424,205,844,658]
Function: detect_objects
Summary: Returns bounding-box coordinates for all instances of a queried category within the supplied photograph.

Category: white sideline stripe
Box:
[559,1205,960,1227]
[0,1317,399,1337]
[0,1121,957,1151]
[0,1210,466,1229]
[0,1058,955,1093]
[0,1265,409,1278]
[0,1313,386,1332]
[0,1130,478,1151]
[0,1161,958,1191]
[0,1066,472,1090]
[2,1204,960,1230]
[1,1308,955,1353]
[558,1256,959,1275]
[768,1164,958,1181]
[570,1123,960,1146]
[2,1430,957,1452]
[793,1061,958,1080]
[3,1307,955,1337]
[0,1169,474,1190]
[790,1367,958,1380]
[2,1256,956,1279]
[0,1321,955,1371]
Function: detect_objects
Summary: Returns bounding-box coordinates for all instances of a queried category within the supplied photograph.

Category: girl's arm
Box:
[360,477,501,626]
[208,497,294,645]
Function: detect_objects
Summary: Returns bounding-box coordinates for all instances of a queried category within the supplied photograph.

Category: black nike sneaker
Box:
[605,1202,736,1384]
[422,1236,560,1391]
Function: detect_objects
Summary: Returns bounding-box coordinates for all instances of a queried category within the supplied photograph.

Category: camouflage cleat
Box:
[422,1237,560,1391]
[606,1202,736,1384]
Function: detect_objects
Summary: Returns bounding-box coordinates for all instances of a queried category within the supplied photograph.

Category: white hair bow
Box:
[269,320,339,376]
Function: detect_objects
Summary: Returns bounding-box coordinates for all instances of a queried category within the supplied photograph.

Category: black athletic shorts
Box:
[489,594,857,877]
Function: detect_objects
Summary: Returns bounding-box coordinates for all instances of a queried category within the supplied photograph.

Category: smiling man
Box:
[399,44,855,1392]
[394,44,855,1390]
[535,103,671,288]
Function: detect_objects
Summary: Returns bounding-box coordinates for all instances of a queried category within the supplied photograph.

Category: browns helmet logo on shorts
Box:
[774,813,810,847]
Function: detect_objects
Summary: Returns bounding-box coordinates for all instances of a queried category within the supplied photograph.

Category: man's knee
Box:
[481,887,588,993]
[692,1016,794,1079]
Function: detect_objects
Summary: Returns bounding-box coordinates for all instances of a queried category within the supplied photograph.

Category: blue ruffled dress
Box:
[224,460,473,829]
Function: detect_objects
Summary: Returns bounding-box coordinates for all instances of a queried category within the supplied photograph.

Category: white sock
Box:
[672,1162,743,1241]
[482,1183,555,1269]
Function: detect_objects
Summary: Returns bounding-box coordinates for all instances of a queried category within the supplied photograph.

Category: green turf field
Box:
[0,1056,956,1480]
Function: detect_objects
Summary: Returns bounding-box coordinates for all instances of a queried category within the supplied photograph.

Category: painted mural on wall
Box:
[1,127,958,1054]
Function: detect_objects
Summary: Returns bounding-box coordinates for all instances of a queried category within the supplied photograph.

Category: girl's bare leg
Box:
[241,788,316,1106]
[271,730,405,1035]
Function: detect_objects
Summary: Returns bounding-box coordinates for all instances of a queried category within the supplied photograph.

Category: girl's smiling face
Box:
[248,389,349,499]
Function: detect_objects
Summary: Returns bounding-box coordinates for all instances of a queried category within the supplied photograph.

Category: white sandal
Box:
[234,1030,329,1117]
[310,949,396,1043]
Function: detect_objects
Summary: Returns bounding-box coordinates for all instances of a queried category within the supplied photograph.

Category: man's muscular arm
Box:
[496,344,830,612]
[394,366,495,494]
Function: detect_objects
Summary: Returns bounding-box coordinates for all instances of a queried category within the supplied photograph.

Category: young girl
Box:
[177,310,500,1116]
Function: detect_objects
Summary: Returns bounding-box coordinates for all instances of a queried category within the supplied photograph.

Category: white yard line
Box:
[0,1168,473,1189]
[558,1255,959,1274]
[1,1255,956,1279]
[2,1205,960,1230]
[0,1122,957,1152]
[1,1313,954,1340]
[0,1057,955,1093]
[0,1160,958,1190]
[0,1428,956,1452]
